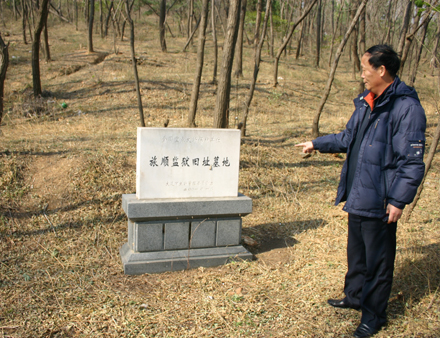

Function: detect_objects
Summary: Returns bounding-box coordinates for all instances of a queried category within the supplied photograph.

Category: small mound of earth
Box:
[254,237,298,266]
[26,155,79,210]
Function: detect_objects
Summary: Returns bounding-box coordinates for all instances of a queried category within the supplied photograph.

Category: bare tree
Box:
[211,0,218,84]
[75,0,79,31]
[397,0,412,57]
[188,0,194,38]
[0,0,4,27]
[32,0,50,97]
[187,0,210,127]
[311,0,368,138]
[22,0,28,44]
[399,9,432,78]
[213,0,242,128]
[383,0,393,44]
[160,0,167,52]
[272,0,318,87]
[100,0,104,37]
[409,16,430,87]
[350,0,360,79]
[240,0,272,136]
[183,15,202,51]
[234,0,247,78]
[104,0,114,37]
[269,5,274,57]
[315,0,321,67]
[431,16,440,75]
[0,34,9,125]
[125,0,146,127]
[88,0,95,53]
[254,0,262,47]
[358,3,366,93]
[43,20,51,61]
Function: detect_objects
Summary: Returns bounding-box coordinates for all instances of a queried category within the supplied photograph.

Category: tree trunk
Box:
[100,0,104,38]
[399,11,431,78]
[358,5,366,93]
[159,0,167,52]
[295,21,304,60]
[273,0,318,87]
[383,0,392,44]
[75,0,79,31]
[104,1,114,37]
[214,2,226,36]
[13,0,19,21]
[315,0,321,68]
[269,5,274,58]
[254,0,262,47]
[1,0,4,27]
[85,0,89,24]
[125,0,146,127]
[311,0,368,138]
[43,20,51,61]
[234,0,247,78]
[397,0,412,57]
[32,0,50,97]
[241,0,272,137]
[211,0,218,84]
[409,17,429,87]
[182,15,201,51]
[350,0,360,80]
[187,0,210,127]
[431,17,440,76]
[88,0,95,53]
[187,0,194,39]
[0,34,9,125]
[22,0,28,44]
[213,0,241,129]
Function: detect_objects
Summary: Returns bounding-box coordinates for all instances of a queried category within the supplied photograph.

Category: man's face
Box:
[361,53,384,95]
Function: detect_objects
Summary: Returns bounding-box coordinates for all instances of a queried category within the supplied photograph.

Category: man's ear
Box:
[378,65,387,77]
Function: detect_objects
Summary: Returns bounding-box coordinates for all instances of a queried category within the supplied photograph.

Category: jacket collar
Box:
[355,76,403,109]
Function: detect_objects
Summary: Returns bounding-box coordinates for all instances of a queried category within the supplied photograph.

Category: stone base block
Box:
[120,242,253,275]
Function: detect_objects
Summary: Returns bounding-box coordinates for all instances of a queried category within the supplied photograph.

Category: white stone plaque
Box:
[136,128,241,199]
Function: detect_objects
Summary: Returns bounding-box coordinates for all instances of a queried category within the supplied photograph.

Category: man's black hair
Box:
[365,45,401,78]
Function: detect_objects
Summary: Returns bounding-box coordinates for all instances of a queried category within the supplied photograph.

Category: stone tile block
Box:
[122,194,252,221]
[120,243,253,275]
[216,219,241,246]
[135,222,164,252]
[128,219,135,250]
[190,220,216,248]
[164,222,190,250]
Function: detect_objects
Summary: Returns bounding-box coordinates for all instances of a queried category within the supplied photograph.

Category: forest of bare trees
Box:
[1,3,440,336]
[1,0,440,132]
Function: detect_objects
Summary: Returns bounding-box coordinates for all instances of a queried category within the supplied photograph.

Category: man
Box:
[296,45,426,338]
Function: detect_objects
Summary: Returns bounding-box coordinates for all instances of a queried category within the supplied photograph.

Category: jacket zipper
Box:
[369,118,380,146]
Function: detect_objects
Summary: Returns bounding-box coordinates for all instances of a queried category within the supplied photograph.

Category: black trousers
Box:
[344,213,397,330]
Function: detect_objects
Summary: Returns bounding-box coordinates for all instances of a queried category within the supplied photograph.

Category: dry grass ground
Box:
[0,15,439,338]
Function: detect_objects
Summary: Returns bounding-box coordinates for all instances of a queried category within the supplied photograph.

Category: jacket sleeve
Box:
[387,101,426,209]
[312,110,356,153]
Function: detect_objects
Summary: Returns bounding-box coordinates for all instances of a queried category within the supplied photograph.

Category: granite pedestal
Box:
[120,194,253,274]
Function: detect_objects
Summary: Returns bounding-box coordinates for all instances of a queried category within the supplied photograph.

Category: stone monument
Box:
[120,128,253,274]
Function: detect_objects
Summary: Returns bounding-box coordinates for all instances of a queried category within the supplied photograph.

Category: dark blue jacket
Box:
[312,77,426,218]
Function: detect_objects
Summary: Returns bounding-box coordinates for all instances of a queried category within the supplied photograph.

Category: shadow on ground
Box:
[388,242,440,323]
[242,219,327,265]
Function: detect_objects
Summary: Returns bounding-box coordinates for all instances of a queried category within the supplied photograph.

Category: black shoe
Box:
[353,323,378,338]
[327,298,360,310]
